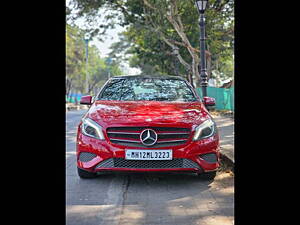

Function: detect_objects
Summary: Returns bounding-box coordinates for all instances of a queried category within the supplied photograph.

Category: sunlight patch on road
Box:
[67,205,146,225]
[199,215,234,225]
[214,186,234,196]
[168,196,193,203]
[120,205,145,222]
[66,152,76,160]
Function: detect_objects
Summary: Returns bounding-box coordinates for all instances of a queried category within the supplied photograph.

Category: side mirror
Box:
[203,96,215,106]
[80,95,92,105]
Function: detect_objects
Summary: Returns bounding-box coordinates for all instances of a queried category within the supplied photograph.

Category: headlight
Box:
[193,118,216,141]
[81,118,105,140]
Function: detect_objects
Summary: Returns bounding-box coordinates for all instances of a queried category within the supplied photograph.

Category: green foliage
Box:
[66,23,123,96]
[68,0,234,83]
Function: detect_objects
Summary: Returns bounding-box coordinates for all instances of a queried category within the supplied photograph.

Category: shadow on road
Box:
[67,171,234,225]
[66,110,234,225]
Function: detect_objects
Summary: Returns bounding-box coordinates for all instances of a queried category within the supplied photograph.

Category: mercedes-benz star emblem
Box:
[140,129,158,146]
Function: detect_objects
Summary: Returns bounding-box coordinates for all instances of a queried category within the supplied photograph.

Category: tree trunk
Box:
[189,71,194,88]
[66,78,73,100]
[206,49,212,80]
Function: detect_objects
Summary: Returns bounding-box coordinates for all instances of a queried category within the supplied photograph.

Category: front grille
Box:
[106,127,191,148]
[95,158,200,169]
[79,152,97,162]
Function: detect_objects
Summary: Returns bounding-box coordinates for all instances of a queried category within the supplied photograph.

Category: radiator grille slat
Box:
[109,141,186,148]
[106,127,191,148]
[95,158,200,169]
[107,127,190,132]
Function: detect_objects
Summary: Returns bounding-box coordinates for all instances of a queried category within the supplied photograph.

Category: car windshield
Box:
[97,78,197,102]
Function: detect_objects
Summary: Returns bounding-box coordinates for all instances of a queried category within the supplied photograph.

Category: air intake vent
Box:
[199,153,217,163]
[79,152,97,162]
[95,158,200,169]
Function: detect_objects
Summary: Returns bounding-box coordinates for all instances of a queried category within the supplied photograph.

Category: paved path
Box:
[213,115,234,163]
[66,110,234,225]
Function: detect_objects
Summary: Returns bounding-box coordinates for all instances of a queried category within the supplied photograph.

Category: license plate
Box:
[125,149,172,160]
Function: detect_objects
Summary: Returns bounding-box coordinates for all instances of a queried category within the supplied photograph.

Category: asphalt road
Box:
[66,109,234,225]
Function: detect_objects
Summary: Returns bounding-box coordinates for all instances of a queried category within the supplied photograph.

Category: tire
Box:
[77,167,97,179]
[198,171,216,180]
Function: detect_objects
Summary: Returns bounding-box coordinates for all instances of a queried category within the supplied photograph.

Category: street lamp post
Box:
[195,0,208,97]
[84,33,90,94]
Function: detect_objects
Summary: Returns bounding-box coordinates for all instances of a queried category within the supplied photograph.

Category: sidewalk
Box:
[212,114,234,165]
[66,103,89,111]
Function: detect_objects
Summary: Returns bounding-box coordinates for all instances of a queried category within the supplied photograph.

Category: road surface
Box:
[66,109,234,225]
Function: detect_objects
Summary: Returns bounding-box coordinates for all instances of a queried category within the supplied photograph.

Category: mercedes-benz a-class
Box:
[76,76,220,180]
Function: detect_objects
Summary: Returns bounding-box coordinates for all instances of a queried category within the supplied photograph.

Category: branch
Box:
[167,39,211,58]
[171,0,184,31]
[159,35,191,70]
[143,0,158,10]
[166,2,197,61]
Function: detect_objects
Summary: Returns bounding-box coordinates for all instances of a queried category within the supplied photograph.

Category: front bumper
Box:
[76,131,220,174]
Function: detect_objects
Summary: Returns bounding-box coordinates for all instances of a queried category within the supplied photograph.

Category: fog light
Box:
[199,153,217,163]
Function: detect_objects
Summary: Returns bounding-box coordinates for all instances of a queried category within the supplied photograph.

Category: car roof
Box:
[111,75,187,81]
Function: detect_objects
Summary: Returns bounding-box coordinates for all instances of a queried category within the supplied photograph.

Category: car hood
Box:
[86,100,210,128]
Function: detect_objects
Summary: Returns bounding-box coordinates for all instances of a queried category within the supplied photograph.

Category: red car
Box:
[76,76,220,180]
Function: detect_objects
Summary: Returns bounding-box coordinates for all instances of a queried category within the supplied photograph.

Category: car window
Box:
[99,79,124,100]
[98,78,197,102]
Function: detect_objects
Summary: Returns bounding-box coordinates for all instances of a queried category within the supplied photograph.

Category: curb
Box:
[220,153,234,173]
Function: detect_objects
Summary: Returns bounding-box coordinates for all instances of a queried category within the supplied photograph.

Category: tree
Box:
[68,0,234,86]
[66,24,85,97]
[66,23,123,97]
